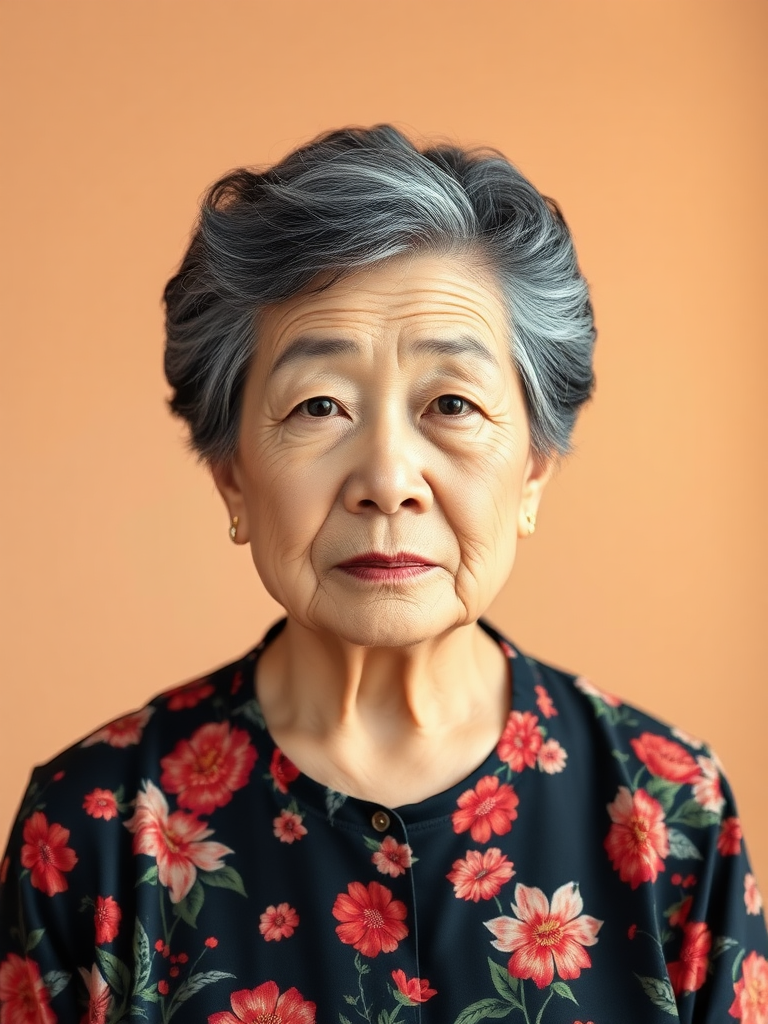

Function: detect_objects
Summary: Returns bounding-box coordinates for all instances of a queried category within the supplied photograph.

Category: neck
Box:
[255,617,510,805]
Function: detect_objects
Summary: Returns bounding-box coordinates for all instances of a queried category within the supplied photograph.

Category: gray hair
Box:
[164,125,595,462]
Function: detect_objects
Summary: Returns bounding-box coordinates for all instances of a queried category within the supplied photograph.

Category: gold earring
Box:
[229,516,239,543]
[525,512,537,535]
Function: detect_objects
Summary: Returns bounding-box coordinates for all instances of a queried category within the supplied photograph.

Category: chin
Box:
[308,595,466,649]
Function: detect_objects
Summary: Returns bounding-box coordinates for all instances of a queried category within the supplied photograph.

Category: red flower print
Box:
[160,722,257,815]
[744,873,763,917]
[668,896,693,928]
[94,895,121,944]
[0,954,56,1024]
[124,780,232,903]
[332,881,408,957]
[82,707,154,748]
[729,950,768,1022]
[452,776,519,843]
[52,771,65,782]
[273,810,307,844]
[630,732,700,784]
[391,969,437,1003]
[447,848,515,902]
[166,680,215,711]
[666,921,711,995]
[692,755,726,814]
[534,684,558,718]
[718,817,743,856]
[573,676,621,707]
[78,963,112,1024]
[627,924,637,940]
[604,787,669,888]
[205,937,219,948]
[497,711,543,772]
[485,881,602,989]
[259,902,299,942]
[20,811,78,896]
[371,836,413,878]
[83,788,119,820]
[269,749,300,794]
[158,980,170,996]
[537,739,567,774]
[208,981,316,1024]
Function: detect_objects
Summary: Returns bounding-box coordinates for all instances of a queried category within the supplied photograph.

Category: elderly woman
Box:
[1,127,766,1024]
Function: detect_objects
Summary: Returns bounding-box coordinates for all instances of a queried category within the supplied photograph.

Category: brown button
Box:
[371,810,390,832]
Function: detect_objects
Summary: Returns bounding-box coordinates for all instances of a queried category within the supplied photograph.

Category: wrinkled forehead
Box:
[253,252,512,370]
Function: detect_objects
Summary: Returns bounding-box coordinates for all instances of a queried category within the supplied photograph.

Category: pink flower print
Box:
[485,881,602,989]
[717,817,742,856]
[371,836,413,878]
[273,810,307,844]
[729,951,768,1022]
[123,780,232,903]
[534,684,558,718]
[391,969,437,1003]
[452,776,519,843]
[744,873,764,916]
[160,722,257,815]
[604,787,669,888]
[666,921,711,995]
[208,981,316,1024]
[259,902,299,942]
[332,881,408,957]
[269,749,300,794]
[447,848,515,902]
[692,755,725,814]
[20,812,78,896]
[82,707,154,748]
[83,788,119,820]
[537,739,567,774]
[497,711,543,772]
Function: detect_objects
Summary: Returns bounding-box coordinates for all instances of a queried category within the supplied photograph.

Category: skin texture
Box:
[213,253,552,804]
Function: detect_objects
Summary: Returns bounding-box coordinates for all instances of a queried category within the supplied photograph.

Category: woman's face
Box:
[214,252,551,648]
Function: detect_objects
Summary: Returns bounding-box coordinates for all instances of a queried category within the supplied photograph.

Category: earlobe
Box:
[517,451,555,539]
[210,460,250,545]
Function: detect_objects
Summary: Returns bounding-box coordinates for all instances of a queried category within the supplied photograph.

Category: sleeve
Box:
[0,769,87,1022]
[676,753,768,1023]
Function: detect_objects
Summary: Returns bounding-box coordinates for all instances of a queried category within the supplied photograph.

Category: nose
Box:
[342,414,434,516]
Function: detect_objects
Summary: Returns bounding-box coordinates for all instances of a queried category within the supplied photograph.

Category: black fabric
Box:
[1,618,766,1024]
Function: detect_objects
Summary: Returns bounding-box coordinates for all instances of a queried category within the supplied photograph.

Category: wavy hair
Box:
[164,125,596,461]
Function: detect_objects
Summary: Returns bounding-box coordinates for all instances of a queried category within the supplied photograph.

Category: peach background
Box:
[1,1,766,911]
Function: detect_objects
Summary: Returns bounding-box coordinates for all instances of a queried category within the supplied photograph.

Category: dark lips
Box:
[337,552,436,569]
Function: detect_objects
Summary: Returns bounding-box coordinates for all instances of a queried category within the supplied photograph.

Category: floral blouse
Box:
[1,619,766,1024]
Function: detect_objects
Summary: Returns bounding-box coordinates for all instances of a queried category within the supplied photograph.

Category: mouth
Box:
[336,552,437,582]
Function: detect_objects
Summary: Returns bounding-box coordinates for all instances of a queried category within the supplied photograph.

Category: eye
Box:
[430,394,477,416]
[294,396,340,417]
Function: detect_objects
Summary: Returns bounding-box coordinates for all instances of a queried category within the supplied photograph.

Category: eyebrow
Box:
[268,334,500,376]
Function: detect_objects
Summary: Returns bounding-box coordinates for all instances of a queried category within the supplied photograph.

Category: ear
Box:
[517,450,556,539]
[210,459,251,545]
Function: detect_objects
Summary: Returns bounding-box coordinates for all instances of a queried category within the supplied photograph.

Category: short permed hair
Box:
[164,125,595,462]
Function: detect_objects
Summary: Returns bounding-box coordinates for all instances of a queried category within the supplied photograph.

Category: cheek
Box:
[445,444,525,604]
[246,457,332,604]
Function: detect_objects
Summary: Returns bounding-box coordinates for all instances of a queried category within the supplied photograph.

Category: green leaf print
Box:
[668,800,719,828]
[170,970,236,1010]
[25,928,45,952]
[635,974,679,1017]
[96,947,131,997]
[41,970,70,1000]
[645,778,681,815]
[550,981,577,1003]
[132,918,152,993]
[487,957,520,1001]
[667,828,704,861]
[198,865,247,897]
[453,998,515,1024]
[172,879,204,927]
